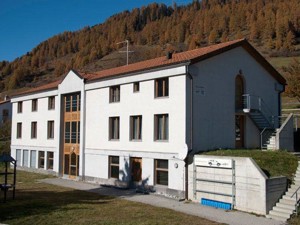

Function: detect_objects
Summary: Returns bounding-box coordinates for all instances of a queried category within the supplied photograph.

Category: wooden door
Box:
[62,93,81,179]
[235,115,245,148]
[130,157,142,182]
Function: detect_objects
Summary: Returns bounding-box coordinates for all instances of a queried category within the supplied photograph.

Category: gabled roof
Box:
[11,39,286,97]
[0,99,10,105]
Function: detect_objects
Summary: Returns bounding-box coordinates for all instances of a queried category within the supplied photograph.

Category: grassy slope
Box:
[202,150,298,180]
[0,170,223,225]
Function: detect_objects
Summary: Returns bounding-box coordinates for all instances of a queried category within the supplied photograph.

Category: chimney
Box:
[166,52,173,60]
[4,95,10,101]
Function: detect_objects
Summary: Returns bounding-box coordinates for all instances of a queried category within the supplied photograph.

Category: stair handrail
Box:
[291,185,300,215]
[242,94,277,128]
[260,128,267,149]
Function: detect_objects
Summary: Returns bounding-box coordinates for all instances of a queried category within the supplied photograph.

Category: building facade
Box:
[10,39,286,197]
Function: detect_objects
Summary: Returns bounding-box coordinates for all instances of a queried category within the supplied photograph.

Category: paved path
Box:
[41,178,286,225]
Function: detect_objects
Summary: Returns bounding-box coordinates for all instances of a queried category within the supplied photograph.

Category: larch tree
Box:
[284,59,300,102]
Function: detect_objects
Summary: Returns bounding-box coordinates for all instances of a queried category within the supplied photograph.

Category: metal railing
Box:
[243,94,277,128]
[291,185,300,215]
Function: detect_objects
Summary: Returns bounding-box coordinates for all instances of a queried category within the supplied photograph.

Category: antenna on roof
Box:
[116,40,134,66]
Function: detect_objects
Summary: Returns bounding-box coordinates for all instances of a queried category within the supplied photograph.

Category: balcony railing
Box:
[242,94,277,129]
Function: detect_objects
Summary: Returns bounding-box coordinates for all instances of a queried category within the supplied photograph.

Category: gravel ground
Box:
[41,178,286,225]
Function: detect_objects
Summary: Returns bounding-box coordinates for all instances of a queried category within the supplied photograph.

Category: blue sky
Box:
[0,0,190,62]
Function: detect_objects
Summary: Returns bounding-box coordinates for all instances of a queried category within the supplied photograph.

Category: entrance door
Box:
[62,93,81,179]
[130,157,142,183]
[235,115,245,148]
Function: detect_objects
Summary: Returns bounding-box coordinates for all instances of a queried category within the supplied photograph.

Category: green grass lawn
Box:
[268,56,300,70]
[202,150,298,180]
[0,170,223,225]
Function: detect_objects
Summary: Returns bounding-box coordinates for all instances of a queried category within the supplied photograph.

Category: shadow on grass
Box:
[0,188,114,223]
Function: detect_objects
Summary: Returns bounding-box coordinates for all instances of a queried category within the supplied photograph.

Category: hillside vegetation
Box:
[0,0,299,97]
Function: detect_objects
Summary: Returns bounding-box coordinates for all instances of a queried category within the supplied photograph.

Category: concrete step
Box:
[266,214,287,222]
[272,205,294,214]
[282,195,297,201]
[279,198,297,205]
[276,202,295,210]
[269,210,291,219]
[267,145,276,150]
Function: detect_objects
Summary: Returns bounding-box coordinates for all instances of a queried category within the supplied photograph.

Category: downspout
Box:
[185,65,193,200]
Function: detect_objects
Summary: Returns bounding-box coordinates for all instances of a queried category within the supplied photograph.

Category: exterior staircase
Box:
[266,161,300,222]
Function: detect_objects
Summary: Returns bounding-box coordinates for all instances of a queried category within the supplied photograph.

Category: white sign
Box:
[194,157,233,168]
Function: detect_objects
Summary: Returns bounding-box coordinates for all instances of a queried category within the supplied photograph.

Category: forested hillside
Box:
[0,0,299,96]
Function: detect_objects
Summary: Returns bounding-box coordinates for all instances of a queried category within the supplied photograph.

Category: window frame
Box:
[133,82,140,92]
[48,96,55,110]
[154,114,169,141]
[109,156,119,179]
[31,121,37,139]
[109,85,120,103]
[130,115,142,141]
[23,150,29,167]
[38,151,45,169]
[47,120,55,139]
[30,150,37,168]
[16,122,22,139]
[47,152,54,170]
[155,77,169,98]
[32,99,38,112]
[155,159,168,186]
[17,101,23,113]
[109,117,120,140]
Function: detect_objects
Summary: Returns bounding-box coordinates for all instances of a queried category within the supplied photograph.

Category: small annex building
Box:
[0,96,11,124]
[10,39,289,198]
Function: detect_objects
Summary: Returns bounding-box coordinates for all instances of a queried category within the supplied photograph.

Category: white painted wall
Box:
[11,89,59,172]
[190,47,281,151]
[84,67,188,192]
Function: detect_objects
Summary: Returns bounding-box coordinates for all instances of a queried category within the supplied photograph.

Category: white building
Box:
[10,39,288,198]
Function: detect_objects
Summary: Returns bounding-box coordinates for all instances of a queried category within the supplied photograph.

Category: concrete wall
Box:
[189,155,287,215]
[276,114,294,151]
[266,176,287,212]
[189,47,281,151]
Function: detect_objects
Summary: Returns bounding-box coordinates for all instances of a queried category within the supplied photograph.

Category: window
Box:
[154,114,169,141]
[32,99,38,111]
[109,117,120,140]
[31,122,37,139]
[48,96,55,110]
[17,101,23,113]
[133,82,140,92]
[38,151,45,168]
[65,94,80,112]
[2,109,9,122]
[17,122,22,139]
[47,152,54,170]
[109,85,120,102]
[109,156,119,179]
[30,150,36,168]
[47,121,54,139]
[64,121,80,144]
[23,150,29,167]
[155,159,168,186]
[130,116,142,140]
[16,149,21,166]
[155,77,169,98]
